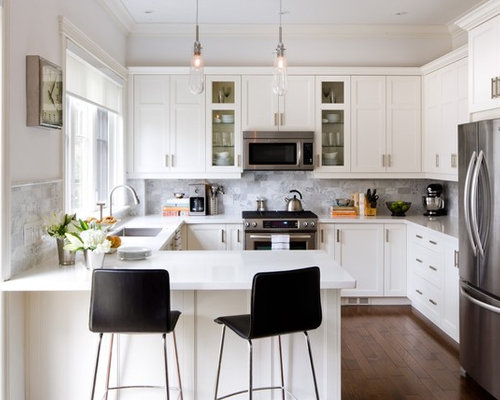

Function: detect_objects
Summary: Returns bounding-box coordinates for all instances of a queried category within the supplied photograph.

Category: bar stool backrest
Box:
[89,269,172,333]
[249,266,322,339]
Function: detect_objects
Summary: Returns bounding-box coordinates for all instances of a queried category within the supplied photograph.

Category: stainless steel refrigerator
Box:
[459,118,500,399]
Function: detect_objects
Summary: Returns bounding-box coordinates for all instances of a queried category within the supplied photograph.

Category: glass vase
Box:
[56,237,75,266]
[84,249,105,270]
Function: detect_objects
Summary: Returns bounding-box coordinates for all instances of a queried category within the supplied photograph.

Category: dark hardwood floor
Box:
[341,306,496,400]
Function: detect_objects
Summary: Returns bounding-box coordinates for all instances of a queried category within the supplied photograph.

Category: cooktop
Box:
[242,210,318,219]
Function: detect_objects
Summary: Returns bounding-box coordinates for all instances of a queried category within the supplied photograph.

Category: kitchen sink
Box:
[112,227,162,237]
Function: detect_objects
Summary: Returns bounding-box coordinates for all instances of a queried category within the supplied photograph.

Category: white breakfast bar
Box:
[1,245,355,400]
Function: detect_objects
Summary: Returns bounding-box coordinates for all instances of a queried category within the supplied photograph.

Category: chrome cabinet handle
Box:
[336,229,340,243]
[416,234,423,239]
[496,77,500,99]
[429,299,437,306]
[385,229,389,243]
[415,258,423,263]
[435,154,439,168]
[171,154,175,167]
[165,154,169,167]
[320,229,324,244]
[237,154,241,167]
[274,113,278,126]
[464,151,477,256]
[280,113,284,126]
[454,250,459,268]
[429,240,437,245]
[237,229,240,243]
[492,77,496,99]
[388,154,392,167]
[451,154,457,168]
[221,229,225,243]
[429,265,437,271]
[382,154,386,167]
[317,154,321,166]
[416,289,423,295]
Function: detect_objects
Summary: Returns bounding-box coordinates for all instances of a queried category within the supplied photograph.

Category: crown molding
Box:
[59,16,128,78]
[127,23,450,40]
[96,0,135,33]
[420,45,467,75]
[454,0,500,30]
[447,22,468,48]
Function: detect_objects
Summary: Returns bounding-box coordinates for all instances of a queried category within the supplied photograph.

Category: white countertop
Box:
[0,250,355,292]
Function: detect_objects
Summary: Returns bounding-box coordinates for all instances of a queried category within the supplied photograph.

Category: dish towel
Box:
[271,234,290,250]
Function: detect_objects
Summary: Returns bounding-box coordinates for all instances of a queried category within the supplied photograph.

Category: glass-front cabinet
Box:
[206,76,242,172]
[315,76,350,172]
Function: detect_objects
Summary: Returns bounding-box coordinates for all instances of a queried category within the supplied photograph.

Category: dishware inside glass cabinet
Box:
[212,81,235,104]
[321,81,344,104]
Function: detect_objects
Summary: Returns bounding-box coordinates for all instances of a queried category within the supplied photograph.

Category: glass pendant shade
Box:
[189,50,204,95]
[272,52,288,96]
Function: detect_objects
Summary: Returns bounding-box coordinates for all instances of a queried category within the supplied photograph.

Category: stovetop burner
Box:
[242,210,318,219]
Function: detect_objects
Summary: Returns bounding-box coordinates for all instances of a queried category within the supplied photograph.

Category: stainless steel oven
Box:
[243,131,314,171]
[243,211,318,250]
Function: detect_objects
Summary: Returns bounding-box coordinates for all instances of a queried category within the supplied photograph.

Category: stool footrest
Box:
[216,385,298,400]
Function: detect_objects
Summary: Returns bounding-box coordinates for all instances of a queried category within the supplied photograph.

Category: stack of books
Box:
[163,198,190,216]
[330,206,357,217]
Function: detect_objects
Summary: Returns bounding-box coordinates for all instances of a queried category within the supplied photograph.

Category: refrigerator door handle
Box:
[471,150,486,257]
[464,151,477,256]
[461,287,500,315]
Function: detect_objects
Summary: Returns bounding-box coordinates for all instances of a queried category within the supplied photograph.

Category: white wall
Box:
[6,0,126,184]
[127,31,453,67]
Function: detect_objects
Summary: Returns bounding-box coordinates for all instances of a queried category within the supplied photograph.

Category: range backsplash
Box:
[128,173,458,218]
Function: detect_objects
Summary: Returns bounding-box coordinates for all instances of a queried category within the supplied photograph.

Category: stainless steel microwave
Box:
[243,131,314,171]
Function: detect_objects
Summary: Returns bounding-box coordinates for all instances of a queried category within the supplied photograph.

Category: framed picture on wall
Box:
[26,55,63,129]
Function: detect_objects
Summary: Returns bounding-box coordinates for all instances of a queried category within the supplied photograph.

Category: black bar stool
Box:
[213,266,322,400]
[89,268,183,400]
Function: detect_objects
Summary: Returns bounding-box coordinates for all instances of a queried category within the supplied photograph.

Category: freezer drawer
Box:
[460,283,500,399]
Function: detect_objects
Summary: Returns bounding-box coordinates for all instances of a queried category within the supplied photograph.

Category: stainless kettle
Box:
[284,190,304,212]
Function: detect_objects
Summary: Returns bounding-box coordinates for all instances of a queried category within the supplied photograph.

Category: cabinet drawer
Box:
[411,244,443,288]
[408,225,443,251]
[410,274,441,324]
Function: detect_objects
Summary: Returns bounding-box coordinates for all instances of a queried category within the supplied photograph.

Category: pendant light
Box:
[189,0,204,95]
[272,0,288,96]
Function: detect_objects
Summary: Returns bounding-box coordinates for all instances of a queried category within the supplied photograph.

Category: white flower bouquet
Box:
[64,220,111,254]
[44,212,78,238]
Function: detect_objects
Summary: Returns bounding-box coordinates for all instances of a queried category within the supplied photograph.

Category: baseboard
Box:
[341,296,411,306]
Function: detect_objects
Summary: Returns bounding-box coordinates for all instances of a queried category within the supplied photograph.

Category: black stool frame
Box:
[213,266,322,400]
[89,269,183,400]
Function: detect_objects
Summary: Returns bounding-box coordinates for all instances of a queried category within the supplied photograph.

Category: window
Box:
[65,47,124,216]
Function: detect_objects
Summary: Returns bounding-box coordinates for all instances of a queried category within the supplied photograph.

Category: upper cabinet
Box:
[315,76,351,172]
[423,56,468,180]
[205,76,242,172]
[129,75,205,177]
[351,76,421,173]
[242,75,315,131]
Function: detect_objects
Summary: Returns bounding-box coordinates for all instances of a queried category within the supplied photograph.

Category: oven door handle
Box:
[248,234,314,240]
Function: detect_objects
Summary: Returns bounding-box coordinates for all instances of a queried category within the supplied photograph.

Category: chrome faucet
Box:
[109,184,140,217]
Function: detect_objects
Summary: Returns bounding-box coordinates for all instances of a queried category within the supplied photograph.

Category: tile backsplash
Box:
[10,180,63,277]
[129,173,458,218]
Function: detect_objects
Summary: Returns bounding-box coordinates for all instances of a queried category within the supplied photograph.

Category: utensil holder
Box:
[208,197,218,215]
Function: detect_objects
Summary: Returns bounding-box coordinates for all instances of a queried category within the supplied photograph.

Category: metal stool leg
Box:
[172,331,183,400]
[104,333,114,400]
[278,335,286,400]
[90,333,103,400]
[163,333,170,400]
[214,325,226,400]
[304,331,320,400]
[248,340,253,400]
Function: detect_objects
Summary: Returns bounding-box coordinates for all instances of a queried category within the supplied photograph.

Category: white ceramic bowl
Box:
[323,152,338,160]
[326,114,340,123]
[221,115,234,123]
[217,151,230,159]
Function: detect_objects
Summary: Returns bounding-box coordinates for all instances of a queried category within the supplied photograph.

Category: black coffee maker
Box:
[422,183,446,216]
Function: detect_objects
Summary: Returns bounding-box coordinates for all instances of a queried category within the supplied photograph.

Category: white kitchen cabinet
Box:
[442,238,459,342]
[407,224,459,341]
[351,76,421,173]
[423,57,468,178]
[186,223,243,250]
[384,224,407,296]
[242,75,315,131]
[206,76,242,172]
[130,75,205,177]
[315,76,351,172]
[467,14,500,114]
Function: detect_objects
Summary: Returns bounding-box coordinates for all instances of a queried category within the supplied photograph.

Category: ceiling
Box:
[117,0,485,27]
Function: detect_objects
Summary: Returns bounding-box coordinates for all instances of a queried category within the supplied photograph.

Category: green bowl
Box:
[386,201,411,217]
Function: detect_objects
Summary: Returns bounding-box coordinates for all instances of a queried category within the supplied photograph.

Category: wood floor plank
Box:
[341,306,497,400]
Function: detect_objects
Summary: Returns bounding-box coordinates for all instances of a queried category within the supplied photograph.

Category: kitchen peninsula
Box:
[1,218,355,400]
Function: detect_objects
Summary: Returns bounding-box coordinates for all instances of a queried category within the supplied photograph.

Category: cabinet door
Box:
[318,223,336,256]
[442,238,459,342]
[132,75,170,173]
[334,224,384,296]
[386,76,421,173]
[384,224,407,296]
[423,70,443,174]
[281,76,315,130]
[186,224,226,250]
[351,76,386,173]
[170,76,205,172]
[469,15,500,113]
[226,224,243,250]
[242,76,278,130]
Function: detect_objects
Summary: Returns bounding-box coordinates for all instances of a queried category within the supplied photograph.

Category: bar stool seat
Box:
[214,266,322,400]
[89,268,183,400]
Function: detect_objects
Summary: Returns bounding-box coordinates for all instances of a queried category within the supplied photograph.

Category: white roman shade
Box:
[66,48,123,114]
